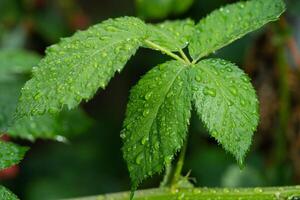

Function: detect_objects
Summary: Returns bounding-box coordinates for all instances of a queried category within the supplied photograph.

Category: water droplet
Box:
[223,188,230,193]
[229,87,238,96]
[164,155,172,163]
[34,93,41,100]
[101,52,107,57]
[195,75,202,82]
[143,109,150,116]
[254,187,263,193]
[203,87,216,97]
[120,133,126,139]
[238,159,245,169]
[225,67,233,72]
[240,99,246,106]
[227,99,234,106]
[145,92,152,100]
[141,136,148,145]
[193,189,201,194]
[242,76,249,83]
[105,26,118,32]
[135,153,143,165]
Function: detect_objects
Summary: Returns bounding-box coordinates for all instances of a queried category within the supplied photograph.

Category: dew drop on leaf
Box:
[143,109,150,116]
[145,92,152,100]
[203,87,216,97]
[135,153,143,165]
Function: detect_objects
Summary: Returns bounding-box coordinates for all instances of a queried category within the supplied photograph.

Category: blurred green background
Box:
[1,0,300,199]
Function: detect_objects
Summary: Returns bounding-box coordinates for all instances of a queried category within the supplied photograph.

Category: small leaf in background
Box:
[8,108,92,142]
[0,140,28,171]
[190,59,259,165]
[16,17,148,118]
[0,186,19,200]
[0,49,92,141]
[0,49,41,81]
[122,60,192,191]
[136,0,194,20]
[0,79,26,132]
[144,19,195,52]
[0,49,40,131]
[189,0,286,61]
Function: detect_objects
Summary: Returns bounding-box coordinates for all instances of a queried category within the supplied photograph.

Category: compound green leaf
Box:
[191,59,259,164]
[0,49,40,81]
[0,140,28,170]
[144,19,195,52]
[189,0,285,61]
[0,186,19,200]
[122,60,191,192]
[16,17,148,118]
[8,108,92,142]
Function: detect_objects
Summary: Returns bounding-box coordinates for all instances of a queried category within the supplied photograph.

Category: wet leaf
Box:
[16,17,148,118]
[0,140,28,170]
[190,59,259,164]
[122,60,192,193]
[144,19,195,52]
[189,0,286,60]
[0,186,19,200]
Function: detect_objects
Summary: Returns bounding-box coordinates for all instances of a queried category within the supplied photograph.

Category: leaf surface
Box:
[144,19,195,52]
[8,108,91,141]
[189,0,286,60]
[0,141,28,170]
[16,17,147,118]
[191,59,259,164]
[0,79,25,132]
[0,186,19,200]
[122,60,192,191]
[0,49,40,81]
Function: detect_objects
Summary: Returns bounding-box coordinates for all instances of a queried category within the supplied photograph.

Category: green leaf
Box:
[190,59,259,164]
[0,140,28,170]
[16,17,147,118]
[0,49,41,81]
[189,0,286,61]
[136,0,194,20]
[0,186,19,200]
[144,19,195,52]
[172,0,194,15]
[0,79,25,132]
[8,108,92,142]
[122,60,192,191]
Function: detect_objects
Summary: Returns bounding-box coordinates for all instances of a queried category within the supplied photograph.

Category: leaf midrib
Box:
[142,63,185,166]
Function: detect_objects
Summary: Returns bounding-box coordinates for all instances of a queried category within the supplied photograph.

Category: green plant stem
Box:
[171,139,188,188]
[65,186,300,200]
[160,164,174,187]
[179,49,191,64]
[144,40,187,64]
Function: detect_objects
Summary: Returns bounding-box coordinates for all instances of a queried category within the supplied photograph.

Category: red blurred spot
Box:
[71,13,90,30]
[0,165,19,180]
[0,134,10,141]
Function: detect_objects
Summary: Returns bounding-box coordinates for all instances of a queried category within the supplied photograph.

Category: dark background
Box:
[1,0,300,199]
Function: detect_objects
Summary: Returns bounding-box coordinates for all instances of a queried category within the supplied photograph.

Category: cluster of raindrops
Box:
[122,60,191,186]
[189,0,285,59]
[16,17,147,118]
[190,58,259,163]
